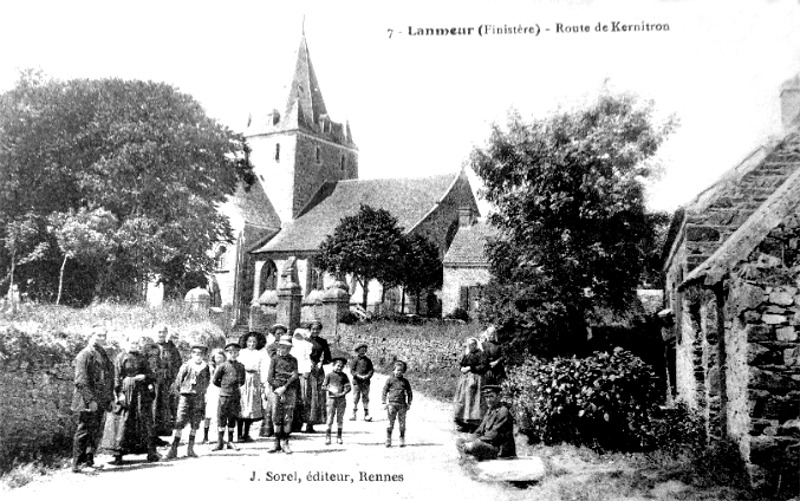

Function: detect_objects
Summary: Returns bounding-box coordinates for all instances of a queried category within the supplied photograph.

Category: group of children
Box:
[164,338,414,459]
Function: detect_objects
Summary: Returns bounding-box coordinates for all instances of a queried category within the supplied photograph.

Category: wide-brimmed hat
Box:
[190,344,208,353]
[354,344,368,352]
[270,323,289,335]
[331,357,347,365]
[224,342,241,351]
[239,331,267,350]
[277,334,293,347]
[482,384,502,394]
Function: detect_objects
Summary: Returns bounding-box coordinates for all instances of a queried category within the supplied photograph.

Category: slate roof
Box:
[228,181,281,231]
[443,221,497,267]
[251,172,462,254]
[681,126,800,288]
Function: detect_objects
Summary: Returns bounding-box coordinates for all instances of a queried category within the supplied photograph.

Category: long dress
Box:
[453,349,488,428]
[306,335,331,425]
[238,348,268,421]
[101,350,156,456]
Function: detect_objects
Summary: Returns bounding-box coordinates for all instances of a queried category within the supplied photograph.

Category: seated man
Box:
[457,385,516,461]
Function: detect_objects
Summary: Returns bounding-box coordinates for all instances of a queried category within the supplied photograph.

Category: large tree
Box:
[0,71,252,303]
[395,234,442,315]
[314,204,406,309]
[472,92,676,355]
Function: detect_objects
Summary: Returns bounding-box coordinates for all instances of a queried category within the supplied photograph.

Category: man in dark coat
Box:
[456,385,516,461]
[153,324,182,440]
[71,324,115,473]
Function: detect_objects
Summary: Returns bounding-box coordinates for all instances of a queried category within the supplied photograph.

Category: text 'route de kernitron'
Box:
[388,21,670,38]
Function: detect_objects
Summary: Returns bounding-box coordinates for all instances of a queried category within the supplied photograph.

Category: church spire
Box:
[285,30,327,128]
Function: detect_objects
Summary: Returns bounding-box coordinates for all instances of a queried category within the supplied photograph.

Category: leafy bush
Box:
[647,402,706,459]
[445,307,470,323]
[505,347,659,451]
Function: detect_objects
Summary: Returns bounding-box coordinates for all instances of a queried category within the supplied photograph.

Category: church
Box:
[212,33,480,329]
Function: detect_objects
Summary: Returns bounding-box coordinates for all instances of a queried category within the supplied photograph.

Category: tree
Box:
[48,208,118,305]
[472,92,676,356]
[2,213,48,297]
[0,72,253,302]
[396,234,442,314]
[314,204,406,309]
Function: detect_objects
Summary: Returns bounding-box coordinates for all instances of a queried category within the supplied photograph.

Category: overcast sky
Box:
[2,0,799,214]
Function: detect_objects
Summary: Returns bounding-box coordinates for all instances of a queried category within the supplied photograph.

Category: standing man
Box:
[71,324,115,473]
[153,323,182,442]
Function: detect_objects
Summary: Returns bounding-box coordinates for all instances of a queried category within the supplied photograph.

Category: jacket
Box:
[71,343,115,412]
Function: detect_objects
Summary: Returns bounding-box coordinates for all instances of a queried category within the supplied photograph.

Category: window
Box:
[213,245,227,270]
[259,260,277,295]
[307,266,325,292]
[340,155,345,171]
[275,143,280,161]
[315,146,321,163]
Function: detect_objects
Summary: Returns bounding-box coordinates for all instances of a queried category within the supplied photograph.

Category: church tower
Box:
[246,32,358,225]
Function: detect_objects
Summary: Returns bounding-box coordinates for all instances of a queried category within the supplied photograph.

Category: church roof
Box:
[228,181,280,230]
[285,34,327,129]
[250,172,462,254]
[443,221,497,267]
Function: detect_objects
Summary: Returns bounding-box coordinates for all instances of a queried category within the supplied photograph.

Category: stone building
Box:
[663,73,800,493]
[213,32,479,329]
[442,220,495,317]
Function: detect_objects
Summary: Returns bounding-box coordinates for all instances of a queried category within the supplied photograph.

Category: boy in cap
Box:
[211,342,245,451]
[323,357,352,445]
[349,344,374,422]
[267,334,299,454]
[382,360,413,448]
[166,344,210,459]
[456,384,516,461]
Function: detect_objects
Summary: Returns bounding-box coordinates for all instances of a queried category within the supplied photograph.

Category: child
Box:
[323,357,351,445]
[202,348,226,443]
[349,344,374,421]
[211,342,245,451]
[382,360,413,447]
[166,344,211,459]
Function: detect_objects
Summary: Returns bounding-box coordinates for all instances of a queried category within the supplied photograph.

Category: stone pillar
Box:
[277,257,302,334]
[322,278,351,344]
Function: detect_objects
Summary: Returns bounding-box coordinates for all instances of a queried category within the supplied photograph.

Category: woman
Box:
[480,326,506,385]
[304,320,331,433]
[453,337,488,433]
[237,331,268,442]
[101,334,160,464]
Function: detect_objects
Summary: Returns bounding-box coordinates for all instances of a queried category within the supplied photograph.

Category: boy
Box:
[267,334,299,454]
[382,360,413,448]
[211,342,245,451]
[323,357,352,445]
[349,344,374,421]
[166,344,211,459]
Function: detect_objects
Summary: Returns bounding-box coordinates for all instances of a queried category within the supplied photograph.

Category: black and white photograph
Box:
[1,1,799,499]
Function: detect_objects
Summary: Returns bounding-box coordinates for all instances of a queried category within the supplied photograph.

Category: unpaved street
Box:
[6,371,532,501]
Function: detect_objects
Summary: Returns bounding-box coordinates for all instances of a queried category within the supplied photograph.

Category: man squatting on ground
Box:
[267,334,299,454]
[456,384,516,461]
[324,357,352,445]
[212,342,246,451]
[349,344,374,422]
[166,344,211,459]
[382,360,413,448]
[71,324,115,473]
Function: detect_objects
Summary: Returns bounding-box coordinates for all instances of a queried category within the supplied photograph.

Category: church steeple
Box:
[285,33,328,129]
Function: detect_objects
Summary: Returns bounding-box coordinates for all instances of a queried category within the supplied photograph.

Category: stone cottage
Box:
[663,73,800,493]
[212,32,479,330]
[442,220,496,317]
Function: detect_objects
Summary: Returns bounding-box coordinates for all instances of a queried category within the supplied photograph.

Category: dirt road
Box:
[6,371,532,501]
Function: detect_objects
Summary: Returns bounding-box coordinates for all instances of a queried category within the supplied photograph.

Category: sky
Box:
[1,0,799,214]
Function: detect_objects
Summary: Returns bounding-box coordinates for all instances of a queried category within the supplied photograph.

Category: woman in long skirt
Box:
[480,326,506,385]
[101,335,160,464]
[453,337,488,433]
[237,331,268,442]
[304,320,331,433]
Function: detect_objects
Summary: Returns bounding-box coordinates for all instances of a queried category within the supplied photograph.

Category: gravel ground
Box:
[5,370,534,501]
